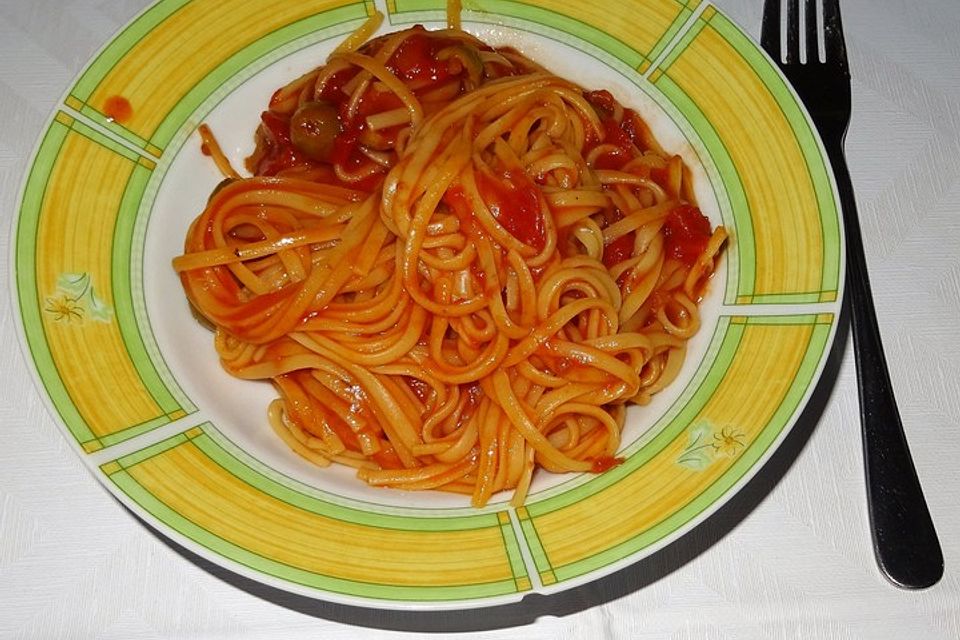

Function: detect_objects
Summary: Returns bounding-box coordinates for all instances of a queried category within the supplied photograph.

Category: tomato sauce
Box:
[601,207,634,269]
[649,166,670,188]
[591,455,624,473]
[386,29,459,85]
[332,89,405,174]
[330,123,361,168]
[255,110,309,176]
[253,27,473,182]
[600,115,633,150]
[585,90,714,271]
[603,232,635,268]
[593,148,631,171]
[584,90,649,162]
[663,204,712,266]
[372,444,404,469]
[476,170,545,250]
[445,172,546,251]
[103,95,133,124]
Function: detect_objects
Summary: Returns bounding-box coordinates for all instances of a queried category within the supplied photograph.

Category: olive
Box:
[289,101,340,162]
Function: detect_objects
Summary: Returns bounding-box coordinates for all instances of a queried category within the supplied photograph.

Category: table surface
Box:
[2,0,958,637]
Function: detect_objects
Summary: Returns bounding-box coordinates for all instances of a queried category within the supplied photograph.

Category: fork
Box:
[761,0,943,589]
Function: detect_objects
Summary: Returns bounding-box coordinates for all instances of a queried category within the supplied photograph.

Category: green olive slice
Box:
[289,101,341,162]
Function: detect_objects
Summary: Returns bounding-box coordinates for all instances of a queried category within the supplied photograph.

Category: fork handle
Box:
[826,143,944,589]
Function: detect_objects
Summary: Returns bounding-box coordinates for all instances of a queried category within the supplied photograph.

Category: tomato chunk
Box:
[476,170,546,250]
[591,456,624,473]
[387,31,457,85]
[603,232,634,267]
[663,204,712,265]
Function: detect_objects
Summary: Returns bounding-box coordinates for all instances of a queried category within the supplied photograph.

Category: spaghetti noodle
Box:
[173,14,727,507]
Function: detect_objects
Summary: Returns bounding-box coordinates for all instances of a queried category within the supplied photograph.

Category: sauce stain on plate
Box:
[103,95,132,124]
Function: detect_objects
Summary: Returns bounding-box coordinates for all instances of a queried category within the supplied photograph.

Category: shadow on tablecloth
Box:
[125,308,850,633]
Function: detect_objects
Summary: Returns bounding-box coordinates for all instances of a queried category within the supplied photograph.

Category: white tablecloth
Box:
[2,0,958,637]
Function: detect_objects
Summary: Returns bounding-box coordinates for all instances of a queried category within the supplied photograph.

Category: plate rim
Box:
[9,0,846,611]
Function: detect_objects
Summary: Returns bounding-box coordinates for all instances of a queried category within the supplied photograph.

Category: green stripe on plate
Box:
[118,432,191,469]
[708,14,841,295]
[499,519,531,583]
[518,515,553,574]
[149,5,367,150]
[741,292,824,305]
[20,117,184,449]
[70,119,141,161]
[108,468,521,601]
[646,6,693,67]
[78,103,151,151]
[740,314,833,326]
[69,3,368,153]
[187,429,498,530]
[15,119,96,443]
[393,0,650,69]
[70,0,193,102]
[653,71,757,303]
[112,163,186,415]
[98,414,178,449]
[113,423,504,531]
[656,8,707,73]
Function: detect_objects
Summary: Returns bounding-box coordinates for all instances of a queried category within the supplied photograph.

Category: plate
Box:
[12,0,843,610]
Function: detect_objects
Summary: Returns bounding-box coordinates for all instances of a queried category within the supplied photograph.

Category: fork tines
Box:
[761,0,848,70]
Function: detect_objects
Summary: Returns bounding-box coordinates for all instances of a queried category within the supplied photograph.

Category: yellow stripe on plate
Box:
[665,22,824,298]
[521,0,683,57]
[37,131,162,436]
[86,0,356,144]
[127,441,515,587]
[528,323,813,569]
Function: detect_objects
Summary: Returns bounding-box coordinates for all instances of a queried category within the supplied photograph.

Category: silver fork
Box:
[761,0,943,589]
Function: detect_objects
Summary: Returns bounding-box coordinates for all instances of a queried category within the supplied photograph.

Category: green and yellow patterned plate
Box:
[12,0,843,609]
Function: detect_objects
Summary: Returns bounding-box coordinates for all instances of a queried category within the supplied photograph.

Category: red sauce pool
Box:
[591,456,624,473]
[103,95,132,124]
[663,204,712,266]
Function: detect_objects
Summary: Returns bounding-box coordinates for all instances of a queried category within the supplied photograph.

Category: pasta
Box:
[173,12,727,507]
